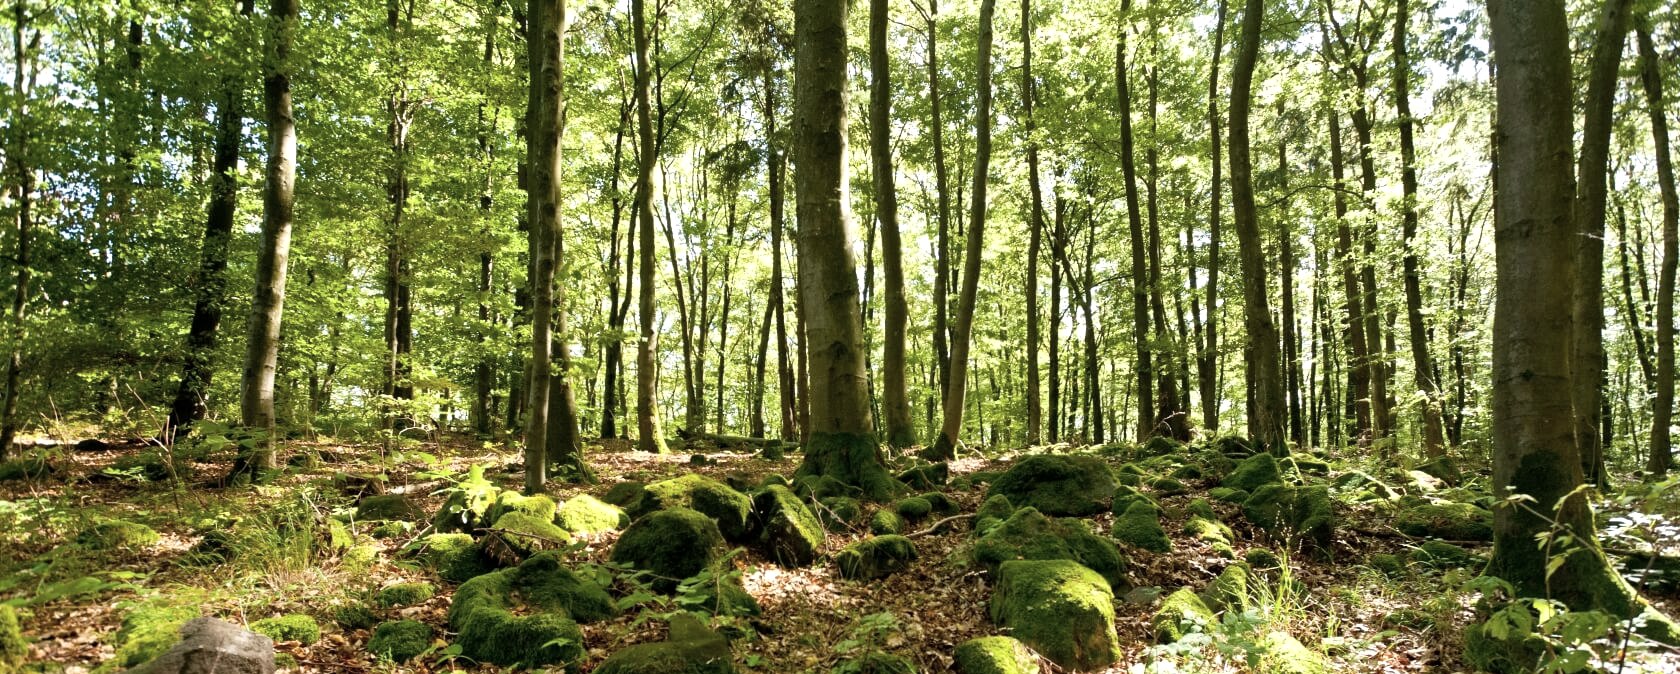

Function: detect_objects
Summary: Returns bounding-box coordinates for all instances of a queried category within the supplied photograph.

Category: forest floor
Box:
[2,432,1678,673]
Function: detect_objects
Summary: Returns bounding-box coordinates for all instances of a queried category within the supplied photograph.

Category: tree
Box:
[1227,0,1284,453]
[632,0,667,454]
[0,0,38,459]
[790,0,895,500]
[1639,20,1677,477]
[1116,0,1154,442]
[869,0,914,449]
[1194,0,1227,435]
[1020,0,1044,446]
[1393,0,1447,458]
[233,0,299,481]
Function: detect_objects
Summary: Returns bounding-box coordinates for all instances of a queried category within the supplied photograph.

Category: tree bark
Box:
[1196,0,1227,434]
[1020,0,1044,447]
[1394,0,1447,458]
[0,0,37,459]
[383,0,414,430]
[632,0,668,453]
[870,0,914,449]
[1228,0,1285,453]
[1640,22,1678,477]
[1116,1,1154,443]
[925,0,952,396]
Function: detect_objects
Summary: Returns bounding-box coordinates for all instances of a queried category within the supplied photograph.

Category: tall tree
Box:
[0,0,38,458]
[923,0,952,396]
[383,0,415,425]
[1394,0,1447,458]
[1195,0,1227,433]
[234,0,299,480]
[870,0,914,448]
[791,0,895,500]
[927,0,995,460]
[632,0,668,453]
[1020,0,1044,446]
[1640,21,1677,477]
[1116,0,1154,442]
[1228,0,1284,452]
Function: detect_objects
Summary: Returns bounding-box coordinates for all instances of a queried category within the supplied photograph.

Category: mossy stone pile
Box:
[447,552,613,667]
[610,507,725,592]
[593,613,735,674]
[637,474,755,542]
[973,507,1126,588]
[751,485,824,566]
[986,455,1118,517]
[836,535,918,580]
[989,560,1119,672]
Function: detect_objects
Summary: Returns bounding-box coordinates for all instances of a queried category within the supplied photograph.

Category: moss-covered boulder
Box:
[486,510,573,559]
[752,485,824,566]
[0,605,27,670]
[974,495,1015,536]
[974,508,1127,589]
[1245,548,1281,570]
[612,508,726,592]
[870,509,907,535]
[1410,541,1484,570]
[104,602,199,670]
[1281,455,1330,477]
[1112,501,1171,553]
[1256,630,1330,674]
[919,492,959,516]
[1200,563,1249,614]
[989,560,1119,672]
[1240,484,1335,551]
[1151,587,1215,643]
[334,603,377,631]
[1184,516,1235,558]
[639,474,755,542]
[593,613,734,674]
[893,496,933,520]
[952,636,1040,674]
[1138,435,1185,458]
[1150,477,1189,497]
[1208,435,1257,458]
[1415,456,1461,486]
[375,582,436,608]
[1395,501,1493,542]
[818,496,863,529]
[1109,485,1155,517]
[986,455,1117,517]
[1369,553,1406,578]
[897,462,950,490]
[367,620,432,662]
[794,474,861,501]
[356,494,425,522]
[432,471,502,535]
[250,614,320,645]
[489,492,557,524]
[75,519,159,550]
[447,553,609,667]
[836,535,917,580]
[1209,487,1249,504]
[416,533,493,582]
[602,481,649,511]
[1222,453,1281,492]
[556,494,628,535]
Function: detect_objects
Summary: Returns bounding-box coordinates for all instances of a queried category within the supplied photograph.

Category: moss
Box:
[1369,553,1406,579]
[818,496,863,529]
[689,453,711,466]
[1222,453,1281,492]
[1201,563,1250,614]
[375,581,436,608]
[490,492,558,524]
[796,474,862,501]
[1152,587,1215,643]
[344,543,380,570]
[1185,516,1235,558]
[897,462,950,490]
[367,619,432,662]
[1394,502,1493,541]
[1207,435,1257,458]
[105,602,198,670]
[1241,483,1293,530]
[761,474,791,489]
[448,553,609,667]
[251,613,321,645]
[920,492,959,516]
[952,636,1040,674]
[611,508,725,593]
[75,519,159,550]
[1256,630,1330,674]
[893,497,933,520]
[1294,485,1335,551]
[334,603,378,631]
[0,605,26,670]
[967,470,1003,485]
[794,431,903,502]
[592,614,733,674]
[989,560,1119,672]
[836,535,918,580]
[870,508,906,535]
[1245,548,1281,570]
[487,510,573,559]
[760,442,786,461]
[1415,456,1461,485]
[1139,435,1185,458]
[974,507,1127,590]
[416,533,492,582]
[685,566,761,617]
[986,455,1118,516]
[752,485,825,566]
[556,494,629,535]
[1150,477,1188,496]
[1281,456,1330,477]
[1113,501,1171,553]
[355,494,424,522]
[974,495,1015,536]
[1463,618,1545,674]
[1209,487,1249,504]
[1410,541,1484,570]
[639,474,755,542]
[1192,450,1238,481]
[1187,498,1218,521]
[838,652,917,673]
[602,481,649,511]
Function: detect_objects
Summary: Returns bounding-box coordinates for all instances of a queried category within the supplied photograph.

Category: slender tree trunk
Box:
[927,0,995,461]
[234,0,299,480]
[1197,0,1227,434]
[1146,41,1187,441]
[0,1,37,458]
[1020,0,1044,446]
[601,99,630,439]
[384,1,415,430]
[1116,1,1154,442]
[538,0,585,479]
[1276,108,1302,445]
[632,0,667,453]
[1048,191,1064,443]
[926,0,952,395]
[870,0,914,448]
[523,0,557,492]
[1615,184,1656,391]
[1641,22,1678,477]
[1229,0,1284,453]
[1320,32,1372,447]
[1394,0,1446,458]
[474,1,500,438]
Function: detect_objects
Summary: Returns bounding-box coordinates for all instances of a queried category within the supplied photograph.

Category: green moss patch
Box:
[870,509,907,535]
[375,582,436,608]
[1222,452,1281,492]
[1256,630,1330,674]
[75,519,159,550]
[593,613,733,674]
[611,507,725,593]
[414,533,492,582]
[355,494,424,522]
[989,560,1119,672]
[1410,541,1484,570]
[0,605,27,670]
[818,496,863,529]
[1113,501,1172,553]
[640,474,755,543]
[1395,502,1493,542]
[448,553,606,667]
[250,613,321,645]
[367,620,432,662]
[556,494,628,535]
[952,636,1040,674]
[897,462,950,490]
[752,485,824,566]
[975,495,1015,537]
[974,507,1127,588]
[103,601,198,671]
[836,535,918,581]
[986,455,1118,516]
[486,510,573,559]
[1151,587,1214,643]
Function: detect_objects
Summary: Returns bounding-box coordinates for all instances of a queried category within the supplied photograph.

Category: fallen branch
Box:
[907,513,975,539]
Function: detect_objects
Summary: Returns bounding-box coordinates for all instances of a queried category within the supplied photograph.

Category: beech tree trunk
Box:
[1641,22,1678,477]
[632,0,668,453]
[1116,1,1154,442]
[1395,0,1448,458]
[0,1,37,458]
[925,0,952,396]
[1021,0,1044,446]
[384,0,414,428]
[870,0,914,449]
[1196,0,1226,434]
[1228,0,1285,453]
[522,0,559,492]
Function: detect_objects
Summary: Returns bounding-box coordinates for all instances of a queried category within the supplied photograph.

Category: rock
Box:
[1112,501,1171,553]
[1123,585,1164,606]
[1245,548,1281,570]
[919,492,959,516]
[431,472,500,534]
[953,636,1040,674]
[1410,541,1484,570]
[974,495,1015,536]
[370,521,412,539]
[593,614,734,674]
[248,614,319,646]
[490,492,558,524]
[1149,477,1188,496]
[125,617,275,674]
[1222,453,1281,492]
[817,496,863,529]
[1184,516,1235,558]
[485,511,572,559]
[108,603,199,670]
[374,582,435,608]
[1200,563,1249,614]
[989,560,1119,672]
[333,604,377,631]
[1395,502,1493,541]
[893,496,933,520]
[414,533,492,582]
[751,485,824,566]
[835,535,918,580]
[1207,435,1257,458]
[1138,436,1185,458]
[1209,487,1249,504]
[639,474,755,542]
[1110,485,1155,516]
[611,508,725,592]
[869,509,906,535]
[986,455,1118,517]
[1151,587,1214,643]
[1240,484,1335,552]
[1256,630,1331,674]
[897,462,950,489]
[355,494,424,522]
[760,442,786,461]
[1415,456,1461,486]
[447,554,607,667]
[1186,498,1218,520]
[602,481,649,510]
[0,605,25,670]
[367,620,431,662]
[1368,553,1406,578]
[76,519,159,550]
[794,474,861,501]
[556,494,629,535]
[1281,456,1330,477]
[973,508,1126,589]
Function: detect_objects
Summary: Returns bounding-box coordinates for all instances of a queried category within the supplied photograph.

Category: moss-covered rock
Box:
[1200,563,1249,614]
[334,603,377,631]
[593,613,734,674]
[986,455,1117,517]
[1151,587,1215,643]
[1112,501,1171,553]
[1184,516,1235,558]
[1208,435,1257,458]
[1395,502,1493,542]
[1222,453,1281,492]
[639,474,755,542]
[974,507,1127,588]
[356,494,425,522]
[611,507,726,592]
[367,620,432,662]
[752,485,824,566]
[818,496,863,529]
[952,636,1040,674]
[795,474,861,501]
[1245,548,1281,570]
[1209,487,1249,504]
[1242,484,1293,530]
[1369,553,1406,578]
[836,535,918,581]
[75,519,159,550]
[490,492,558,524]
[974,495,1015,536]
[838,652,917,673]
[370,520,412,539]
[448,553,608,667]
[1281,456,1330,477]
[250,614,320,645]
[1187,498,1218,521]
[416,533,493,582]
[1139,435,1185,458]
[1240,484,1334,552]
[487,510,573,559]
[990,560,1119,672]
[603,481,649,511]
[1410,541,1484,570]
[375,582,436,608]
[920,492,959,516]
[870,508,907,535]
[1109,485,1154,517]
[1256,630,1330,674]
[893,496,933,520]
[105,602,198,670]
[0,605,27,670]
[897,462,950,490]
[760,442,786,461]
[555,495,628,535]
[1415,456,1461,486]
[1192,450,1238,481]
[1150,477,1188,496]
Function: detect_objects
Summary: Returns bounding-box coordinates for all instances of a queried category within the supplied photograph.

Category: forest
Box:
[1,0,1679,671]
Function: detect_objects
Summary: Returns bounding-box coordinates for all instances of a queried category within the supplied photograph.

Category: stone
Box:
[1395,502,1493,542]
[1151,587,1215,643]
[986,455,1117,517]
[485,510,572,559]
[897,462,950,490]
[639,474,755,542]
[989,560,1119,672]
[125,617,275,674]
[414,533,492,582]
[355,494,424,522]
[952,636,1040,674]
[248,614,319,646]
[611,508,726,593]
[973,508,1126,588]
[556,494,629,535]
[0,605,25,671]
[593,614,734,674]
[1200,563,1249,614]
[1112,501,1171,553]
[869,509,906,535]
[1222,453,1281,492]
[366,620,431,662]
[751,485,824,566]
[374,582,436,608]
[447,554,605,667]
[1256,630,1330,674]
[835,535,918,580]
[893,496,933,520]
[974,495,1015,537]
[817,496,863,529]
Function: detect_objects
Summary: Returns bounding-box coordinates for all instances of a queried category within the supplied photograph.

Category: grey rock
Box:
[126,618,276,674]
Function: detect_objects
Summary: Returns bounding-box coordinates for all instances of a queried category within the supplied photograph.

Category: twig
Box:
[907,513,975,539]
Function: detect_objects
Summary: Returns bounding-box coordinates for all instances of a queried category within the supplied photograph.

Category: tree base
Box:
[796,432,902,502]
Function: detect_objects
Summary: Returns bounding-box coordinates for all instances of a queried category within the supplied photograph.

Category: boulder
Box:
[431,469,501,534]
[1151,587,1214,643]
[485,511,572,559]
[611,508,726,592]
[835,536,918,580]
[355,494,424,522]
[973,508,1126,588]
[107,603,199,670]
[414,533,492,582]
[1112,501,1171,553]
[1184,516,1235,558]
[638,475,755,542]
[817,496,863,529]
[897,462,950,490]
[1256,630,1330,674]
[374,582,435,608]
[488,492,557,524]
[125,617,275,674]
[893,497,933,520]
[1221,453,1281,493]
[1138,436,1185,458]
[1199,563,1249,614]
[1207,435,1257,458]
[447,554,608,667]
[952,636,1040,674]
[556,494,629,535]
[985,455,1117,517]
[1241,484,1335,552]
[989,560,1119,672]
[869,509,906,535]
[366,620,431,662]
[602,481,649,511]
[974,495,1015,536]
[593,614,734,674]
[751,486,824,566]
[1395,502,1493,542]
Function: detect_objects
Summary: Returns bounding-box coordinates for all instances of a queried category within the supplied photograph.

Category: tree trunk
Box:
[1319,29,1372,447]
[1197,0,1227,434]
[1228,0,1284,453]
[601,99,630,439]
[384,1,414,430]
[632,0,667,453]
[1049,191,1064,443]
[927,0,995,461]
[1116,1,1154,443]
[1019,0,1044,447]
[1394,0,1447,458]
[0,0,36,459]
[1146,40,1187,442]
[1640,22,1678,477]
[869,0,914,449]
[926,0,952,396]
[1276,107,1302,446]
[233,0,298,481]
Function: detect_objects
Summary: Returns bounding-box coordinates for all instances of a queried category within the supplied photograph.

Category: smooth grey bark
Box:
[1640,22,1677,477]
[1228,0,1285,453]
[870,0,914,449]
[632,0,668,453]
[1395,0,1448,457]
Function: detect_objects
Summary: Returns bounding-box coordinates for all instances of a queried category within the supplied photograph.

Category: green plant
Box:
[831,612,914,674]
